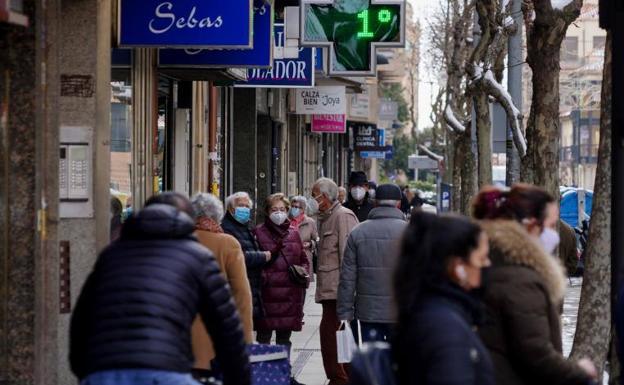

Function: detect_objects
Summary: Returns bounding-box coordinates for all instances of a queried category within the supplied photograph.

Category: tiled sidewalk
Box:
[290,283,328,385]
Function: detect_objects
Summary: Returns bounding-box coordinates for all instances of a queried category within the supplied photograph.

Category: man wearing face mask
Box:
[311,178,359,385]
[222,192,272,322]
[344,171,375,223]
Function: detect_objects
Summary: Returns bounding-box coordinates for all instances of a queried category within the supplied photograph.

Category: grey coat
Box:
[337,206,406,323]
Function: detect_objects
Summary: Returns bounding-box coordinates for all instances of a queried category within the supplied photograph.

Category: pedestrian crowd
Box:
[74,173,601,385]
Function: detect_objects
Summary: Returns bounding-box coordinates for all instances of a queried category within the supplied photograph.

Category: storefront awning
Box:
[158,68,247,83]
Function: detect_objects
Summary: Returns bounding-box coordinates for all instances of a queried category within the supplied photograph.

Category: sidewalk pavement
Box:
[290,282,328,385]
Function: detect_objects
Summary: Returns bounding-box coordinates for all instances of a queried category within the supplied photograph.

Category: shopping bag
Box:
[248,344,290,385]
[336,320,361,363]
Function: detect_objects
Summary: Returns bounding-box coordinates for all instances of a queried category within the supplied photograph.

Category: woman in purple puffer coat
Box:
[254,193,309,384]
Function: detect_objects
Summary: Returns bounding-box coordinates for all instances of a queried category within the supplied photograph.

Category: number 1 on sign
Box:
[357,9,393,39]
[357,10,374,38]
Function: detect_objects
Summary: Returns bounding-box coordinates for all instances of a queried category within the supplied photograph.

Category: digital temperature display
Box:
[303,1,403,74]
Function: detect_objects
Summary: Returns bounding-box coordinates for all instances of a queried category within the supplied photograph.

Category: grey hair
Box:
[338,186,347,194]
[377,199,400,207]
[225,191,254,210]
[191,193,225,222]
[313,178,339,202]
[290,195,308,209]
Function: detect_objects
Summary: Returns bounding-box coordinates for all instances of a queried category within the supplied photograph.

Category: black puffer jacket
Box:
[393,283,495,385]
[70,204,250,385]
[222,212,267,320]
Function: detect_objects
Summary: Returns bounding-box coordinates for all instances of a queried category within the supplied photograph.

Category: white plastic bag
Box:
[336,320,362,363]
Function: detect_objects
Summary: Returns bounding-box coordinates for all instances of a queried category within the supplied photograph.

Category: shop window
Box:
[110,70,132,212]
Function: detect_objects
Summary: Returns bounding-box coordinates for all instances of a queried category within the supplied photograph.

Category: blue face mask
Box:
[233,207,251,224]
[290,207,301,218]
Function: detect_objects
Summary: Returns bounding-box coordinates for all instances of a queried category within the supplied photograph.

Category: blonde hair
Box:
[264,193,291,214]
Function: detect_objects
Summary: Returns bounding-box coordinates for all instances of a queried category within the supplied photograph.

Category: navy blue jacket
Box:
[222,212,267,319]
[69,204,250,385]
[393,284,494,385]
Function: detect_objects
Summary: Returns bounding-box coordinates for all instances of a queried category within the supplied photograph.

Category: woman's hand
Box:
[577,357,598,381]
[303,242,311,249]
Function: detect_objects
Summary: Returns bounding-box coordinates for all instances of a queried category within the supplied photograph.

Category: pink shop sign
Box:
[311,114,346,133]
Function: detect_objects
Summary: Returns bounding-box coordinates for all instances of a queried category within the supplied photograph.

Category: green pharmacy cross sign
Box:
[300,0,405,76]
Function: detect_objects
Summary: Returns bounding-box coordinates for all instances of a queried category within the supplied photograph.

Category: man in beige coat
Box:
[190,193,254,376]
[311,178,359,385]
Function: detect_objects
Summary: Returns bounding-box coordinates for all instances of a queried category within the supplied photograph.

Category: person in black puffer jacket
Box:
[392,212,494,385]
[70,193,250,385]
[222,192,271,321]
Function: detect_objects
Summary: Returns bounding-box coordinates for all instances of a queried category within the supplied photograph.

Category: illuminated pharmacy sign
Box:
[300,0,405,76]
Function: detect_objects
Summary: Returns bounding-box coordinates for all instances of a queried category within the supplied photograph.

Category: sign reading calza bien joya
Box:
[119,0,253,48]
[296,86,346,115]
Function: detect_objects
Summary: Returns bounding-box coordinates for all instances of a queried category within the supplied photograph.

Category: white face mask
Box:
[368,190,376,199]
[270,211,288,226]
[540,227,561,255]
[351,187,366,201]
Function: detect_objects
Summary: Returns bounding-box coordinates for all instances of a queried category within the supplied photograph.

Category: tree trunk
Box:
[570,32,612,378]
[523,44,561,198]
[475,92,492,187]
[460,129,477,214]
[452,133,463,211]
[521,1,583,198]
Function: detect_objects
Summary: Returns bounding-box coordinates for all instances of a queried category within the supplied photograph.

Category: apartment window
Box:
[562,37,579,62]
[593,36,606,51]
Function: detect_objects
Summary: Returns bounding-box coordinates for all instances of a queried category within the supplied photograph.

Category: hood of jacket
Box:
[480,220,567,304]
[122,204,196,240]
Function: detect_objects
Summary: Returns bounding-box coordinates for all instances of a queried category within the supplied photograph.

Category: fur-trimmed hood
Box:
[480,220,567,303]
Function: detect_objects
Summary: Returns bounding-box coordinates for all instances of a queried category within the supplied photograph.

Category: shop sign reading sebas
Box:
[118,0,253,48]
[236,24,315,88]
[300,0,406,76]
[296,86,346,114]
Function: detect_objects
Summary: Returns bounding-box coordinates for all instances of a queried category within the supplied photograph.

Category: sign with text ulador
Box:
[300,0,406,76]
[118,0,253,48]
[236,24,315,88]
[296,86,347,114]
[158,0,273,68]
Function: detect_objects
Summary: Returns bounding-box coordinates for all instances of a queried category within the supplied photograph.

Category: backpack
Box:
[349,342,398,385]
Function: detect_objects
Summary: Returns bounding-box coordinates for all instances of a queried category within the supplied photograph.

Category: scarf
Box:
[290,213,306,228]
[196,217,224,233]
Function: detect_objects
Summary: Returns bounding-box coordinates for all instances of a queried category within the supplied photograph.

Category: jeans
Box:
[81,369,201,385]
[357,322,392,342]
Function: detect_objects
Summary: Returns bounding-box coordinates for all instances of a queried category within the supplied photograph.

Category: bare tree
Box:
[570,32,612,382]
[520,0,583,199]
[467,0,526,188]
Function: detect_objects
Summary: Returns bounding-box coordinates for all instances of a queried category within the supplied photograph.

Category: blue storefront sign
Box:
[360,147,394,160]
[158,1,273,68]
[236,24,315,88]
[315,48,324,72]
[118,0,253,48]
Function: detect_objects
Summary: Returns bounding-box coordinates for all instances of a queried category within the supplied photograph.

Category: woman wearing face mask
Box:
[392,212,494,385]
[289,196,319,282]
[254,193,310,385]
[472,184,597,385]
